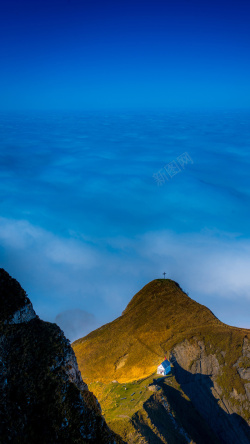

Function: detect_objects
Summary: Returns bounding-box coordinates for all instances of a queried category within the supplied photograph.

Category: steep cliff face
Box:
[171,337,250,444]
[0,268,121,443]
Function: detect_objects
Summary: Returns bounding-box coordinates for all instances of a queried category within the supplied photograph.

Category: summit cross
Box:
[163,272,166,279]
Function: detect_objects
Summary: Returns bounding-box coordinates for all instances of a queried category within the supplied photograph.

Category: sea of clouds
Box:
[0,109,249,340]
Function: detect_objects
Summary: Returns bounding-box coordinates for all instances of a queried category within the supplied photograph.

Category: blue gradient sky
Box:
[0,1,250,341]
[1,0,250,111]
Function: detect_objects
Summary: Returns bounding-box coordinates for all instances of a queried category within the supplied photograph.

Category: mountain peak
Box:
[122,278,217,328]
[73,279,250,444]
[122,278,190,315]
[73,278,220,384]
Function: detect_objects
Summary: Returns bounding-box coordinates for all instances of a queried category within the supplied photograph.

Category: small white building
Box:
[157,359,171,375]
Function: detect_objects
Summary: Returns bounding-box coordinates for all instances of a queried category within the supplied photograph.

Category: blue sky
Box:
[0,1,250,341]
[1,0,250,111]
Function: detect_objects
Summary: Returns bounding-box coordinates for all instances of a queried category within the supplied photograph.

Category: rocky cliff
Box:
[0,268,122,443]
[171,337,250,444]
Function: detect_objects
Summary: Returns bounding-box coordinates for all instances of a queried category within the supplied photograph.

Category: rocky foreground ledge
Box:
[0,268,122,444]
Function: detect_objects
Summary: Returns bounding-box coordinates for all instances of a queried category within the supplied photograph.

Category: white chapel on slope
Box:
[157,359,171,375]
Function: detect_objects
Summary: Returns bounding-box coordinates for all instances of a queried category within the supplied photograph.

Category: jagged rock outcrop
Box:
[171,338,250,444]
[234,338,250,383]
[5,302,37,325]
[0,268,122,443]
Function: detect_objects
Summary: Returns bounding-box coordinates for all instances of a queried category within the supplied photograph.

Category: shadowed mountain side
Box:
[171,361,250,444]
[156,379,221,444]
[0,269,123,444]
[132,382,221,444]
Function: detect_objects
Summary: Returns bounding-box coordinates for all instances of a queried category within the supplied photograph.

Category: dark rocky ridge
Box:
[0,268,122,443]
[0,268,36,324]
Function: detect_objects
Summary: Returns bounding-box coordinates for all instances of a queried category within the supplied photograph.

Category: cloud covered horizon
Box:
[0,110,250,338]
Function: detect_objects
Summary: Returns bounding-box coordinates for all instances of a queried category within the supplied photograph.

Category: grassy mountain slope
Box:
[73,279,247,383]
[73,279,250,443]
[88,373,221,444]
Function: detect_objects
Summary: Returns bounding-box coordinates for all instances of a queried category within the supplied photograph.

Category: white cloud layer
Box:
[1,111,250,336]
[0,216,249,334]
